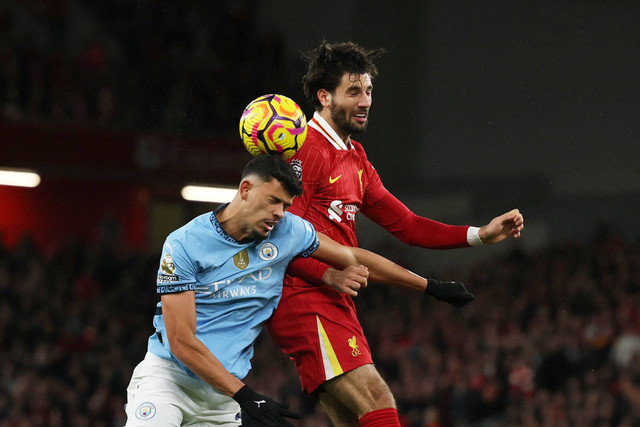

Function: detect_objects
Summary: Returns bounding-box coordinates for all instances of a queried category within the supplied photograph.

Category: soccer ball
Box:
[239,94,307,160]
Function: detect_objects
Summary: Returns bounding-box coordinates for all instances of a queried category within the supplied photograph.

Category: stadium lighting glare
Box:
[181,185,236,203]
[0,168,41,188]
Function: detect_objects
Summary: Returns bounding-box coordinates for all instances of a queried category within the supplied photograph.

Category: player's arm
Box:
[288,255,372,297]
[361,189,523,248]
[162,291,298,426]
[162,290,244,395]
[287,255,337,285]
[361,190,470,248]
[311,233,474,307]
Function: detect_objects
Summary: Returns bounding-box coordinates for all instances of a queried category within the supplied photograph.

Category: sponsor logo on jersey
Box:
[197,268,273,299]
[157,274,179,283]
[329,174,342,184]
[160,253,176,274]
[200,284,257,299]
[233,249,249,270]
[348,336,361,357]
[290,159,302,180]
[328,200,359,223]
[259,242,278,261]
[135,402,156,420]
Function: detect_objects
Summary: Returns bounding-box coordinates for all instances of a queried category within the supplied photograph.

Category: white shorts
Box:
[125,352,241,426]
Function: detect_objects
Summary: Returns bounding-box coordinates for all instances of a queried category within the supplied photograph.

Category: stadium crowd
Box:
[0,219,639,426]
[0,0,294,135]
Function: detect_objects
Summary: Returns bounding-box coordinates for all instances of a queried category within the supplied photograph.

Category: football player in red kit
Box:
[266,41,524,427]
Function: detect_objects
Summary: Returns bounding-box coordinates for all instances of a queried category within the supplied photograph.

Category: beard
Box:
[330,101,368,135]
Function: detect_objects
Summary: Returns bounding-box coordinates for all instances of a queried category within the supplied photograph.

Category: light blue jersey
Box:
[147,208,319,381]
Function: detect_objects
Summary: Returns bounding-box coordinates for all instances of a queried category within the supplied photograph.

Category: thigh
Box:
[126,354,242,427]
[125,371,184,427]
[267,285,373,393]
[185,385,241,426]
[321,364,396,419]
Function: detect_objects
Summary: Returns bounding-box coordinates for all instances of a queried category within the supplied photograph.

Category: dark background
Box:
[258,1,639,194]
[256,0,640,268]
[2,0,639,257]
[1,1,640,426]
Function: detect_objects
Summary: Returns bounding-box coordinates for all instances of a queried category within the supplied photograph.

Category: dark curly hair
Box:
[302,41,385,111]
[241,154,303,197]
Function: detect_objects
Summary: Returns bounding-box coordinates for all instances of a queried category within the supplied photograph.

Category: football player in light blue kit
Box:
[125,154,469,426]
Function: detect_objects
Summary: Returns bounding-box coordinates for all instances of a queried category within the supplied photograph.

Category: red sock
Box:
[358,408,401,427]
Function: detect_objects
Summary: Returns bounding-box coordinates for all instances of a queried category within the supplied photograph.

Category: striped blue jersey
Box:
[147,209,319,380]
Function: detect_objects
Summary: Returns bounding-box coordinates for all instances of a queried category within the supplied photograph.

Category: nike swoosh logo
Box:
[329,174,342,184]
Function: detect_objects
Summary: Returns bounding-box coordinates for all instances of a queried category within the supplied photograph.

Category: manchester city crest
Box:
[259,242,278,261]
[135,402,157,420]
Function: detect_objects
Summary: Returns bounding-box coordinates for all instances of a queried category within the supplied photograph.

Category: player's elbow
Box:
[385,213,421,246]
[167,330,195,361]
[393,229,417,246]
[387,225,422,246]
[169,341,192,364]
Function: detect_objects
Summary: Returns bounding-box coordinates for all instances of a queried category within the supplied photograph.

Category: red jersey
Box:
[286,114,385,247]
[269,112,471,393]
[285,112,471,286]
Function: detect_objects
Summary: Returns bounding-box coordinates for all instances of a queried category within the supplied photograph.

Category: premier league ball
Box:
[239,94,307,160]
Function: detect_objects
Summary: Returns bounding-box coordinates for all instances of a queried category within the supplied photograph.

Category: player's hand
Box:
[233,385,299,427]
[321,265,369,296]
[479,209,524,244]
[425,278,474,308]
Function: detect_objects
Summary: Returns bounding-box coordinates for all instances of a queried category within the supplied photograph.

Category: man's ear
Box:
[239,179,252,201]
[317,89,331,108]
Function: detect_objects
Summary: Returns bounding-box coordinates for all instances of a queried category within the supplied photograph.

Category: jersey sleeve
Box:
[156,237,197,294]
[286,256,330,286]
[361,189,471,249]
[292,216,320,258]
[354,141,470,249]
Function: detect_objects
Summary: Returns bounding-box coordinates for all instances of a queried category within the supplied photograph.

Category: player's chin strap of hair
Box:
[233,385,299,427]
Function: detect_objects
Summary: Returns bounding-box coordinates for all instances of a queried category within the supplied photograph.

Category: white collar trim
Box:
[308,112,352,150]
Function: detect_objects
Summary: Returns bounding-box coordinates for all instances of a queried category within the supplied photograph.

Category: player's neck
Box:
[215,201,249,242]
[319,111,351,144]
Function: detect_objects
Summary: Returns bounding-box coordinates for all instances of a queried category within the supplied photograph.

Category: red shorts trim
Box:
[267,280,373,393]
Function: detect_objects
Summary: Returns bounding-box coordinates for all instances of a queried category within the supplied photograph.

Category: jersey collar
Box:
[210,205,270,245]
[309,112,353,150]
[210,206,239,244]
